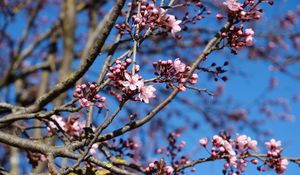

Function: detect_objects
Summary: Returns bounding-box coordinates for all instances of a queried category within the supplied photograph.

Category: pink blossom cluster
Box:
[152,58,198,91]
[106,59,156,103]
[223,0,266,21]
[221,25,255,53]
[263,139,288,174]
[47,115,65,132]
[244,28,254,46]
[47,115,99,154]
[47,115,85,137]
[218,0,274,54]
[200,134,257,173]
[235,134,258,151]
[198,134,289,174]
[223,0,243,12]
[145,159,174,175]
[73,82,106,108]
[128,0,181,37]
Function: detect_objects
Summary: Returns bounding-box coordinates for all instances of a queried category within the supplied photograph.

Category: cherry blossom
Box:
[199,137,208,147]
[73,82,106,108]
[245,28,255,46]
[265,139,282,157]
[127,1,182,37]
[160,11,182,37]
[121,73,144,91]
[89,143,99,155]
[223,0,243,12]
[277,158,289,174]
[173,58,186,73]
[235,134,259,152]
[165,166,174,174]
[47,115,66,131]
[138,84,156,103]
[79,98,90,107]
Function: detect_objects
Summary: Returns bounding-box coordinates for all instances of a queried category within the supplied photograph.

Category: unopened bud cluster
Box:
[73,82,106,108]
[153,58,198,91]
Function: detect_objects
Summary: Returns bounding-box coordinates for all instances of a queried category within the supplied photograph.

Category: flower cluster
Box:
[153,58,198,91]
[73,82,106,108]
[200,134,253,173]
[222,25,255,54]
[47,115,99,154]
[118,0,182,37]
[47,115,65,132]
[107,59,156,103]
[263,139,288,174]
[47,115,85,137]
[198,134,289,174]
[223,0,243,12]
[146,159,174,175]
[223,0,269,22]
[219,0,274,54]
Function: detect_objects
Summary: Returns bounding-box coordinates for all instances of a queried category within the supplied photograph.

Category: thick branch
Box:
[25,0,126,113]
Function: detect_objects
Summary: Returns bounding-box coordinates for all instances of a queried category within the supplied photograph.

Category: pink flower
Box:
[277,158,288,174]
[265,139,281,150]
[223,140,236,156]
[212,135,224,146]
[229,155,238,167]
[149,162,155,168]
[223,0,243,12]
[265,139,282,157]
[199,137,208,147]
[122,73,144,90]
[245,36,253,46]
[165,166,174,174]
[138,84,156,103]
[79,98,91,107]
[160,10,182,37]
[48,115,66,131]
[235,135,258,152]
[245,28,254,36]
[67,121,85,136]
[177,84,186,92]
[166,15,182,36]
[248,139,259,152]
[173,58,186,72]
[245,28,254,46]
[89,143,99,154]
[189,73,199,84]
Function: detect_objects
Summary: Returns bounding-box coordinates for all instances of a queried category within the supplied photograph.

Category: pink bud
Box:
[178,85,186,92]
[99,97,106,102]
[251,159,258,164]
[199,138,208,147]
[149,162,155,168]
[90,84,96,90]
[75,88,81,93]
[216,13,224,20]
[224,163,230,169]
[96,103,103,108]
[81,84,87,89]
[126,58,132,64]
